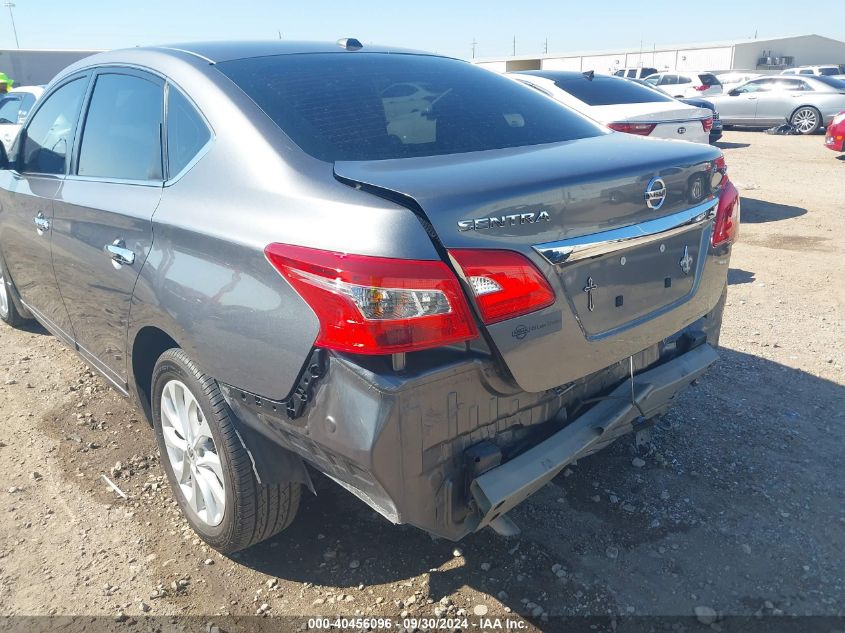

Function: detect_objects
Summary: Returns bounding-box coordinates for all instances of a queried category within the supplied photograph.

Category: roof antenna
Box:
[337,38,363,51]
[582,70,595,81]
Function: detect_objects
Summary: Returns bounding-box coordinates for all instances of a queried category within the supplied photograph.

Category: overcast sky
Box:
[3,0,845,60]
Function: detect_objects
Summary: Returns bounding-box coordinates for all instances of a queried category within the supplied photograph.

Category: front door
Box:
[0,75,90,341]
[51,69,164,389]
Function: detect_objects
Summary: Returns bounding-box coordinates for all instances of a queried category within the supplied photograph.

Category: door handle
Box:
[33,212,50,235]
[106,239,135,266]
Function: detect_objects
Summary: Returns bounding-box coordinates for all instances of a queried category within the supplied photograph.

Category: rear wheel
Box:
[0,258,28,328]
[151,348,300,552]
[790,107,822,134]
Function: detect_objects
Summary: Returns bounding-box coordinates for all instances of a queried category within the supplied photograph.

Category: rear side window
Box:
[21,77,87,175]
[677,75,692,84]
[641,68,657,77]
[217,53,604,162]
[166,87,211,178]
[77,73,163,181]
[698,74,721,86]
[659,75,678,85]
[551,75,672,105]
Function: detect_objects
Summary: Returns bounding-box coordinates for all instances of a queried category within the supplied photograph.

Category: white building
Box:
[474,34,845,74]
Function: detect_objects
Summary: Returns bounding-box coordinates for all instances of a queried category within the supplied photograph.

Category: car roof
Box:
[6,85,44,96]
[150,40,429,63]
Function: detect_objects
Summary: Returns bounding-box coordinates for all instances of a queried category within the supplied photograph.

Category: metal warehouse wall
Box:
[732,35,845,69]
[0,49,101,86]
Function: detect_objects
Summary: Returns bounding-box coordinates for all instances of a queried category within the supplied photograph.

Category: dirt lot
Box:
[0,131,843,630]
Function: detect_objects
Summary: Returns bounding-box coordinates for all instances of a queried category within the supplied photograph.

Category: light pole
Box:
[5,1,19,49]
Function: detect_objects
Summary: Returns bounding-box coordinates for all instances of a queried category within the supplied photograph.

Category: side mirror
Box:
[0,143,8,170]
[728,89,740,96]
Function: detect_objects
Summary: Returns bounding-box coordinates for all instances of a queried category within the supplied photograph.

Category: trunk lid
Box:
[335,133,724,392]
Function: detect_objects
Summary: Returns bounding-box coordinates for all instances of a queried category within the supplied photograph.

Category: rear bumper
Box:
[221,300,725,540]
[470,343,717,531]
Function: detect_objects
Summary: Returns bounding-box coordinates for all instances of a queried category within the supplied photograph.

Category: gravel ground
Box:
[0,131,843,630]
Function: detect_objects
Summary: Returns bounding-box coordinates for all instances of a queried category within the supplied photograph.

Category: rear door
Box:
[0,75,89,342]
[50,68,163,390]
[717,78,775,122]
[753,78,810,124]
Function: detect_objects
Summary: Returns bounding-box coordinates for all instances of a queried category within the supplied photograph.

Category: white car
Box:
[509,70,713,144]
[613,67,658,79]
[643,71,723,98]
[0,86,44,153]
[781,65,842,77]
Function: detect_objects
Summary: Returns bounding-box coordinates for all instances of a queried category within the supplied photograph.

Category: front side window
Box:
[0,95,21,124]
[217,53,604,162]
[166,86,211,178]
[77,72,163,181]
[736,79,774,94]
[20,77,87,175]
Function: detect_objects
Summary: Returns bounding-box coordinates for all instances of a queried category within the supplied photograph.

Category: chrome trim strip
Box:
[607,116,711,125]
[533,198,718,266]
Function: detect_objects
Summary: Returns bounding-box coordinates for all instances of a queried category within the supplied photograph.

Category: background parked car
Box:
[0,86,44,153]
[825,111,845,151]
[644,71,723,98]
[613,67,658,79]
[709,75,845,134]
[781,65,843,77]
[510,70,713,144]
[680,97,723,144]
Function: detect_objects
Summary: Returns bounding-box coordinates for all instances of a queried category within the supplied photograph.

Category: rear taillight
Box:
[265,244,478,354]
[607,121,657,136]
[449,250,555,324]
[695,85,709,91]
[701,117,714,133]
[712,179,740,247]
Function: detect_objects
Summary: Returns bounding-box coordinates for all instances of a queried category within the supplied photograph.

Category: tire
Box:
[790,106,822,135]
[151,348,300,552]
[0,255,28,328]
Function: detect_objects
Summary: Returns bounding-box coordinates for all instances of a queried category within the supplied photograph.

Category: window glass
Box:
[644,75,659,85]
[0,95,21,124]
[18,93,36,121]
[677,75,692,84]
[736,79,775,93]
[798,69,813,75]
[641,68,657,77]
[166,87,211,178]
[659,75,678,85]
[77,73,163,180]
[818,67,838,76]
[551,75,672,105]
[217,53,604,162]
[698,74,721,86]
[21,77,87,174]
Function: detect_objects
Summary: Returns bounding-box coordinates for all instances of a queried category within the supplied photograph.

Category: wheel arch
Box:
[130,325,181,424]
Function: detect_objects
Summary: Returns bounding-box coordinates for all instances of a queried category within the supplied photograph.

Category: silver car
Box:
[0,41,739,551]
[709,75,845,134]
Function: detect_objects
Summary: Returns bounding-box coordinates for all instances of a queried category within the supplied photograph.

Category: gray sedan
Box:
[708,75,845,133]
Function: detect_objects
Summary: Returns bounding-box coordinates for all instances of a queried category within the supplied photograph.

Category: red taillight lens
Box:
[449,250,556,324]
[701,117,714,133]
[712,180,740,247]
[695,84,709,91]
[265,244,478,354]
[607,121,657,136]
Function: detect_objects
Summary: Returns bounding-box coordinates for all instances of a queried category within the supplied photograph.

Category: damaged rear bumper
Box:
[221,314,722,541]
[469,343,718,531]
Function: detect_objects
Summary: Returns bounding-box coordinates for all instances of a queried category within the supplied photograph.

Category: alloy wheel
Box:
[0,270,9,319]
[792,108,819,134]
[160,379,226,526]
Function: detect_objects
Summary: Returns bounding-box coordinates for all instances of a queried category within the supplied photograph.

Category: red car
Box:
[825,111,845,152]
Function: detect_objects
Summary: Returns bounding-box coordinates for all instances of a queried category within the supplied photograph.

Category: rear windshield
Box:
[814,76,845,89]
[216,53,604,162]
[818,67,839,76]
[547,75,673,106]
[698,74,722,86]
